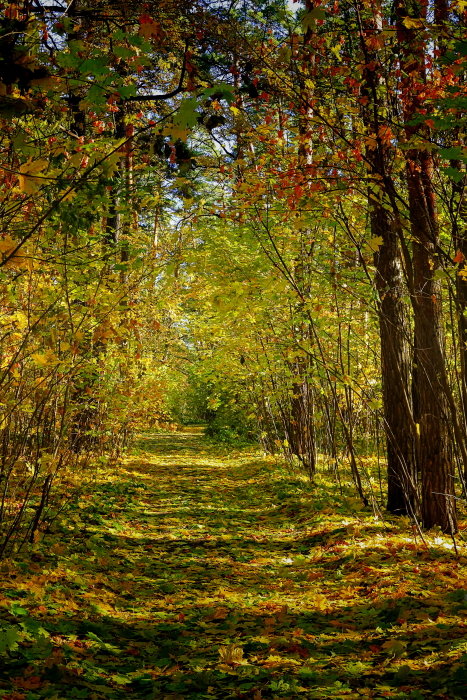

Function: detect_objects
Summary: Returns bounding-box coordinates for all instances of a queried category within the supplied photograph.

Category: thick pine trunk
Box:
[357,0,416,514]
[408,154,456,532]
[395,0,457,533]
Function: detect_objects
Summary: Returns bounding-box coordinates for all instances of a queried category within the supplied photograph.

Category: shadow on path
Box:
[0,430,466,699]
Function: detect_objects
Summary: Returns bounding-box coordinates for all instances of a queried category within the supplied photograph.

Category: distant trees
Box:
[178,0,466,533]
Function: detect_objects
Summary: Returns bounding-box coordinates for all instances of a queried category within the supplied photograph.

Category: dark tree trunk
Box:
[408,153,456,532]
[288,0,317,478]
[356,0,416,514]
[372,207,416,514]
[288,363,316,479]
[395,0,457,533]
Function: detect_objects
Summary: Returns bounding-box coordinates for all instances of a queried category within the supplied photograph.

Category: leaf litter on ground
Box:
[0,429,467,699]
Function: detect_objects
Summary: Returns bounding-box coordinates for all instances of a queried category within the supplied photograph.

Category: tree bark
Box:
[356,0,416,514]
[372,206,416,514]
[395,0,457,533]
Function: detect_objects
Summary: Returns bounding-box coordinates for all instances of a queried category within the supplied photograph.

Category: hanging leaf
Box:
[302,7,326,31]
[174,97,199,129]
[368,236,384,252]
[18,159,49,194]
[402,16,424,29]
[138,15,161,40]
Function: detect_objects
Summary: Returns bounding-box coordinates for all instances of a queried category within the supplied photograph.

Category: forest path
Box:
[1,430,466,699]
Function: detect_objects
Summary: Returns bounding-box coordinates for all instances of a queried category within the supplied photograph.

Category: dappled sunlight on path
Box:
[1,430,467,698]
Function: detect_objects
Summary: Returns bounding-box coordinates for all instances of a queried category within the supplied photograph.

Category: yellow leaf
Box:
[31,350,58,367]
[402,16,424,29]
[218,644,244,665]
[59,188,76,202]
[368,236,384,252]
[20,158,49,175]
[13,312,28,329]
[19,158,49,194]
[164,125,189,141]
[0,235,18,255]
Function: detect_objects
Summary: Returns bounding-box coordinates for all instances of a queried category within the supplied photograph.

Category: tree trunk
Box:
[373,207,416,514]
[288,360,316,478]
[409,155,456,532]
[395,0,457,533]
[356,0,416,514]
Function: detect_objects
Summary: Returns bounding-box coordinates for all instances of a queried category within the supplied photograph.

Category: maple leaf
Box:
[368,236,384,252]
[0,625,20,654]
[218,644,244,665]
[138,14,161,39]
[381,639,407,658]
[18,159,49,194]
[0,235,18,255]
[402,16,424,29]
[206,606,229,620]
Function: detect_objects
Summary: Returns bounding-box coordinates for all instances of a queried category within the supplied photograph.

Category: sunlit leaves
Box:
[1,431,466,697]
[18,158,49,194]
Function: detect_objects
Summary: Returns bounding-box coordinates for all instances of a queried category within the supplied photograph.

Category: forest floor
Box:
[1,430,467,700]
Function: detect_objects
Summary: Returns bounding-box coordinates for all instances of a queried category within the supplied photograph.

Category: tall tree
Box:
[395,0,456,532]
[356,0,416,515]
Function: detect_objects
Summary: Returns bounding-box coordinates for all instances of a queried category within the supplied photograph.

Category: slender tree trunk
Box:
[288,0,317,478]
[453,183,467,479]
[288,358,316,478]
[372,206,416,514]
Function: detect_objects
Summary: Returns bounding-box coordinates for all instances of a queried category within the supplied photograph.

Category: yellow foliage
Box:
[18,158,49,194]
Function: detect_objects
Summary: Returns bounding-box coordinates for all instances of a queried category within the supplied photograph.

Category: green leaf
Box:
[113,45,136,59]
[302,7,326,30]
[0,625,20,654]
[201,83,235,104]
[9,603,29,616]
[80,58,110,78]
[442,166,465,183]
[117,84,137,99]
[439,146,467,161]
[86,84,107,107]
[174,97,199,129]
[111,674,132,685]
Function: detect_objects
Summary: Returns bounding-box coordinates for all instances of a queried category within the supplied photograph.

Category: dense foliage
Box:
[0,0,466,557]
